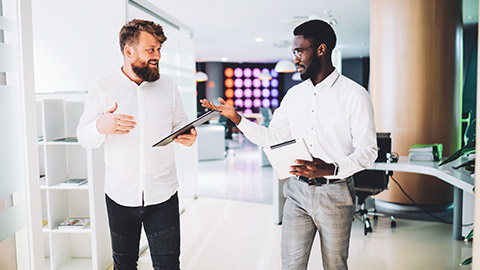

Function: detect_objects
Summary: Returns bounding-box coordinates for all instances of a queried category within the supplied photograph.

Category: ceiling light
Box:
[221,57,228,62]
[274,59,296,73]
[291,72,302,81]
[195,71,208,82]
[258,70,272,81]
[254,37,264,43]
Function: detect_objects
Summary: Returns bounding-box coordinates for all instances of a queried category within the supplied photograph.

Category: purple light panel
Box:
[253,88,261,98]
[262,99,271,108]
[271,79,279,88]
[244,78,252,88]
[244,89,252,98]
[271,89,279,97]
[244,99,253,108]
[271,99,279,107]
[262,89,270,98]
[235,89,243,98]
[244,68,252,77]
[234,78,243,88]
[253,68,261,77]
[262,79,270,88]
[235,99,244,107]
[271,69,278,78]
[224,66,281,113]
[234,68,243,78]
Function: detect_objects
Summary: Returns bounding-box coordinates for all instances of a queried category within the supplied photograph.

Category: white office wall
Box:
[31,0,126,93]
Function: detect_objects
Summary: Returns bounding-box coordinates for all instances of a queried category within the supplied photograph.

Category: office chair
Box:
[353,170,396,235]
[353,132,397,235]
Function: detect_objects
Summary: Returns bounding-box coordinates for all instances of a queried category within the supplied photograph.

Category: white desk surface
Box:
[369,156,474,195]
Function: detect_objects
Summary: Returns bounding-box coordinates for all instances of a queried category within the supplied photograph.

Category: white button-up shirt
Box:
[77,70,188,207]
[237,69,378,179]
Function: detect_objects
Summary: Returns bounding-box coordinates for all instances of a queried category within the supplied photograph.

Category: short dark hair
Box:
[119,19,167,55]
[293,20,336,54]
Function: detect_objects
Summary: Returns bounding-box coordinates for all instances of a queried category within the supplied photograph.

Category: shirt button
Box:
[312,110,314,112]
[310,144,313,147]
[311,127,314,130]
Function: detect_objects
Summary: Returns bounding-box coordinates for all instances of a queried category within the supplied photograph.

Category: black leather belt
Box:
[298,176,343,186]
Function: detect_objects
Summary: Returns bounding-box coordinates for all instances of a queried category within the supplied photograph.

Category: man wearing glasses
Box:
[201,20,377,270]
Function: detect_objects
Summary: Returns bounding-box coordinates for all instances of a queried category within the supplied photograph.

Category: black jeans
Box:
[105,193,180,270]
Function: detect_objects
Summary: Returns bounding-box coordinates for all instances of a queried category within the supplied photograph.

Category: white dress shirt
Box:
[237,69,378,179]
[77,70,188,207]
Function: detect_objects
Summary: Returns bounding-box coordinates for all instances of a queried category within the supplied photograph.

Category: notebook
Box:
[263,138,313,179]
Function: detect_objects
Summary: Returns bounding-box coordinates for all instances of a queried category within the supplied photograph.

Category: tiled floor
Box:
[139,134,472,270]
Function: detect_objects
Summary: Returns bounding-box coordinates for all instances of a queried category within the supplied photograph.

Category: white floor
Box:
[139,134,472,270]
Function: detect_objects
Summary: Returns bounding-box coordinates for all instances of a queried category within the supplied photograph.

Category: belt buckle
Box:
[310,178,326,186]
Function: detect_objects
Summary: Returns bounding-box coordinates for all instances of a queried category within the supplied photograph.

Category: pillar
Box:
[370,0,462,205]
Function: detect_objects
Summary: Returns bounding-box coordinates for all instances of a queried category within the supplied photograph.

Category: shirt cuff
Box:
[236,116,248,130]
[89,119,106,144]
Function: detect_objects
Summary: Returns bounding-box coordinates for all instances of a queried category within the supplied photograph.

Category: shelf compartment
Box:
[50,233,93,270]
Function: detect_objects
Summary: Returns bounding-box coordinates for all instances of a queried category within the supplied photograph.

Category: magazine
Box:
[58,218,90,230]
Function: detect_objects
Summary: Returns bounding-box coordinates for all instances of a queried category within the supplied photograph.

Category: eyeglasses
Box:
[291,45,316,59]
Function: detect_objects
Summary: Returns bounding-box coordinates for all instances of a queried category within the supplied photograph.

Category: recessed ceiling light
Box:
[254,37,264,43]
[221,57,228,62]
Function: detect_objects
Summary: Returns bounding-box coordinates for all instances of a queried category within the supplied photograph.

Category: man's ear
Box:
[124,44,134,59]
[317,44,327,57]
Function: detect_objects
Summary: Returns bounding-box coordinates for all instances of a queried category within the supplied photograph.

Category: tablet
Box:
[152,110,221,147]
[263,138,313,179]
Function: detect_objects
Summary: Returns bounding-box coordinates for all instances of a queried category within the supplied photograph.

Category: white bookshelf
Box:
[36,97,112,270]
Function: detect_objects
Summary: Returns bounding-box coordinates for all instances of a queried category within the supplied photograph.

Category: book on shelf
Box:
[409,143,442,161]
[42,220,48,227]
[58,218,90,230]
[59,178,87,186]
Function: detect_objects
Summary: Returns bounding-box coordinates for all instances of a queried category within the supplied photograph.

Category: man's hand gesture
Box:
[96,102,137,135]
[200,97,242,125]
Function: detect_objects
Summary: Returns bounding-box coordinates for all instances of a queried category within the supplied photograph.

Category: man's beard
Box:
[132,58,160,82]
[300,56,322,81]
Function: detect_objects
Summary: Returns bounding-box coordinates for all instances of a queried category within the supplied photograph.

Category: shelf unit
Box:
[36,98,111,270]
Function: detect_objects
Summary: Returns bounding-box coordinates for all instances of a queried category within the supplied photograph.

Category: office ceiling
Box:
[151,0,479,63]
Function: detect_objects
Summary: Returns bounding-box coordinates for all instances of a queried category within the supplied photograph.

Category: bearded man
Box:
[77,19,196,270]
[201,20,377,270]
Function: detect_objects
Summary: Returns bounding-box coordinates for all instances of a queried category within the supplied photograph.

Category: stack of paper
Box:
[409,144,443,161]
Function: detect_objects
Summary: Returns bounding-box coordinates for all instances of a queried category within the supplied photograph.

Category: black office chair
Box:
[353,132,397,235]
[353,170,396,235]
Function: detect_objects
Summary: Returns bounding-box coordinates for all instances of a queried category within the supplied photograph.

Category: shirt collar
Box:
[118,67,151,87]
[307,68,340,88]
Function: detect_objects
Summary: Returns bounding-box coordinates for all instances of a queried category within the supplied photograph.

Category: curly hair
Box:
[119,19,167,55]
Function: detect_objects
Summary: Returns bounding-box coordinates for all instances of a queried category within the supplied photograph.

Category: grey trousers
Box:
[281,177,355,270]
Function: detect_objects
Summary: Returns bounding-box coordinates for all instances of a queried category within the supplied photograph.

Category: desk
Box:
[272,156,474,240]
[370,157,474,240]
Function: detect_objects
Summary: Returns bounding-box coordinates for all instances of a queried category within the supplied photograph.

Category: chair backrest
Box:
[353,132,392,196]
[353,170,389,195]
